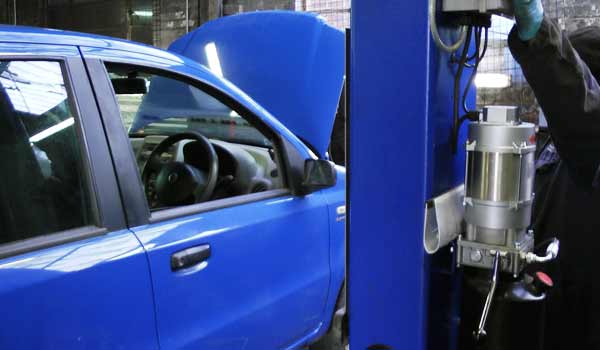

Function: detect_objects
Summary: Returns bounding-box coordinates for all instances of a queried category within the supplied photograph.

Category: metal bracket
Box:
[423,186,465,254]
[457,234,533,276]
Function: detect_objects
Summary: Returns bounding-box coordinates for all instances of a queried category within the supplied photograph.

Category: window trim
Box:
[86,58,299,226]
[149,189,291,224]
[0,55,125,259]
[0,226,108,260]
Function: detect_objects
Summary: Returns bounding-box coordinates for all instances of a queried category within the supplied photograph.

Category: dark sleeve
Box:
[509,17,600,189]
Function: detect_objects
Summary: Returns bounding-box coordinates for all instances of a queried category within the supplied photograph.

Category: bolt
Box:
[470,250,483,263]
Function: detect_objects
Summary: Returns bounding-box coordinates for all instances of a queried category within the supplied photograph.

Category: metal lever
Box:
[474,250,500,341]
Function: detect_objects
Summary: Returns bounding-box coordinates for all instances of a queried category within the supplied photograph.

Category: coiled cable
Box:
[429,0,468,52]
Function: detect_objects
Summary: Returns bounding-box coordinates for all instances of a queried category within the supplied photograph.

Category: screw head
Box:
[470,250,483,263]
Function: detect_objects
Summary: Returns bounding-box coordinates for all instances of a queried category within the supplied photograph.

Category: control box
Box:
[443,0,512,15]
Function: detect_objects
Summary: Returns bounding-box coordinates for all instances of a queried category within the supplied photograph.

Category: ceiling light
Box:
[475,73,511,89]
[133,10,152,17]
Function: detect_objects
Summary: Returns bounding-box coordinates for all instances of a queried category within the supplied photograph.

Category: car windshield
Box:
[127,112,271,148]
[110,69,271,147]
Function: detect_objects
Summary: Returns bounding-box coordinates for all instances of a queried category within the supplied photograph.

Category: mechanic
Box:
[508,0,600,348]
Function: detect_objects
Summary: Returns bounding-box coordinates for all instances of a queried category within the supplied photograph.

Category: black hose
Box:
[462,29,482,114]
[462,28,489,114]
[452,27,473,154]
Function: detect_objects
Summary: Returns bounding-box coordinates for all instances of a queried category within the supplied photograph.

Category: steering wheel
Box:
[142,131,219,207]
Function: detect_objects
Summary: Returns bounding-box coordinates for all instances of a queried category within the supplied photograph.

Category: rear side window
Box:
[0,60,94,245]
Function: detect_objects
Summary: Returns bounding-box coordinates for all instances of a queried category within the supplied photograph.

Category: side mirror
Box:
[302,159,337,193]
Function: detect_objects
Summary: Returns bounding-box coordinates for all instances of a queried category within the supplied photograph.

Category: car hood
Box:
[169,11,345,157]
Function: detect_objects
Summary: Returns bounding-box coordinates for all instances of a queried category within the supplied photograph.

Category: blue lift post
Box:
[348,1,474,349]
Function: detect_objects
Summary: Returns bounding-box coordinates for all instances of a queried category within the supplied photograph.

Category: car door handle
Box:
[171,245,211,271]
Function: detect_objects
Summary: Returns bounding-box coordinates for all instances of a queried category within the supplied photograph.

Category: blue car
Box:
[0,11,345,350]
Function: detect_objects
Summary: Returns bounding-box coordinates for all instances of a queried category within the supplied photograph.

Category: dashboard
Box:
[130,136,283,204]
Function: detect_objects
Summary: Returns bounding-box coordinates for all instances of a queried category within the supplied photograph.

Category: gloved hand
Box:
[512,0,544,41]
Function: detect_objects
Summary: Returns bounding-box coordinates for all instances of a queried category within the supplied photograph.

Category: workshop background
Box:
[0,0,597,123]
[477,0,600,122]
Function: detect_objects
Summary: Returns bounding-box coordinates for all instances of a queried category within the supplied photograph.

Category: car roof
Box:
[0,25,180,63]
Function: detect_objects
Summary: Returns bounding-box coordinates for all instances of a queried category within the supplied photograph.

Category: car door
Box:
[0,43,158,349]
[82,53,332,350]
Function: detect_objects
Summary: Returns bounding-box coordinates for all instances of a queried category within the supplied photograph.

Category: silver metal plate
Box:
[457,233,534,275]
[423,185,465,254]
[442,0,512,14]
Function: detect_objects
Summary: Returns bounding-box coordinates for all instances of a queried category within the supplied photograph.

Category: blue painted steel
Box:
[0,23,345,348]
[349,1,472,349]
[425,26,474,350]
[131,193,332,349]
[0,42,159,349]
[81,44,346,348]
[322,165,347,307]
[0,24,184,64]
[0,230,158,349]
[0,41,83,57]
[169,11,346,157]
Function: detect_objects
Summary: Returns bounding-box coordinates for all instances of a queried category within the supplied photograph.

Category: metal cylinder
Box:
[464,106,536,247]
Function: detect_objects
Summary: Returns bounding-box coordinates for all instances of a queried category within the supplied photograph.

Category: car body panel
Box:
[0,41,81,57]
[0,24,184,63]
[0,42,158,349]
[169,11,346,157]
[0,23,346,349]
[0,230,159,349]
[81,45,341,348]
[324,166,347,301]
[131,193,331,349]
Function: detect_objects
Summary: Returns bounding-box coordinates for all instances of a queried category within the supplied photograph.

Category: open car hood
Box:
[169,11,345,157]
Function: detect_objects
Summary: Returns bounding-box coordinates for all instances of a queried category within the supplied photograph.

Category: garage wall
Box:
[545,0,600,31]
[0,0,349,47]
[153,0,295,48]
[0,0,15,25]
[295,0,350,29]
[224,0,294,15]
[0,0,153,44]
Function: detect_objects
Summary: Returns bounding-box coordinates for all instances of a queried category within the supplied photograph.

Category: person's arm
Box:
[509,17,600,189]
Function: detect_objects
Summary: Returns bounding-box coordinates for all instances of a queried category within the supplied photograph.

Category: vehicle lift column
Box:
[348,1,469,349]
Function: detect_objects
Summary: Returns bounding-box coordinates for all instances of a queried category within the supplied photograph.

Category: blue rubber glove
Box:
[513,0,544,41]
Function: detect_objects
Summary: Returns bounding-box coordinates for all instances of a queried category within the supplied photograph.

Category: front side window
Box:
[0,60,94,245]
[106,63,284,211]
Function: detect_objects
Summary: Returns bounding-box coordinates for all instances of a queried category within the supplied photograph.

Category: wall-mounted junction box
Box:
[443,0,512,15]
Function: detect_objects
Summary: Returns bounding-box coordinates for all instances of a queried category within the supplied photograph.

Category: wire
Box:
[451,25,490,153]
[479,27,489,60]
[451,26,474,154]
[466,28,482,62]
[429,0,468,53]
[462,28,482,114]
[462,28,489,114]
